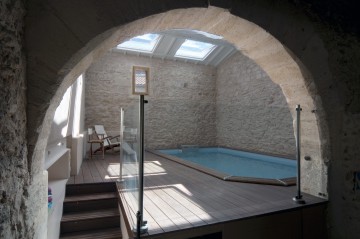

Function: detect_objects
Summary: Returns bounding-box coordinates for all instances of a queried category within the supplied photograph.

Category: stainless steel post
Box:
[138,95,148,233]
[119,108,124,181]
[293,104,305,204]
[136,211,141,239]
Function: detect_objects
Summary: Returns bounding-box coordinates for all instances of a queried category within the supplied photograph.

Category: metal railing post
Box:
[136,211,141,239]
[293,104,306,204]
[119,108,124,182]
[137,95,148,234]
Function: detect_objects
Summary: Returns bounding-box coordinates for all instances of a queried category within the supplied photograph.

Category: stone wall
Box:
[85,52,217,149]
[86,50,295,155]
[0,1,46,238]
[216,52,296,156]
[0,0,27,237]
[323,32,360,238]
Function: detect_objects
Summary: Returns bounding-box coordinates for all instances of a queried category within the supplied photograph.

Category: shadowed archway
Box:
[29,7,329,198]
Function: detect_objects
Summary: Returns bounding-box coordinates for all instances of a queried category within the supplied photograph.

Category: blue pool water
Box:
[158,147,296,179]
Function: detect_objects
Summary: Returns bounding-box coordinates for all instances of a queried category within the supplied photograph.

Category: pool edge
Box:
[147,149,296,186]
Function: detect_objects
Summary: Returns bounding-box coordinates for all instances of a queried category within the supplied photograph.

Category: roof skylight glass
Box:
[191,30,223,39]
[175,39,216,60]
[117,33,161,52]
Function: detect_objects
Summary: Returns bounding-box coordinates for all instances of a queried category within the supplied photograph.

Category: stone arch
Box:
[30,7,329,197]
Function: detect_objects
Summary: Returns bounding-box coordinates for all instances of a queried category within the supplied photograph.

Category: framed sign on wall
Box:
[132,66,149,95]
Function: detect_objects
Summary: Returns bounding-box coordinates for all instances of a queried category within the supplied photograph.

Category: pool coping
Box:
[147,148,296,186]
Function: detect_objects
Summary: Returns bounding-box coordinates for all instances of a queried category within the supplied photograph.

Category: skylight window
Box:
[175,39,216,60]
[191,30,223,39]
[117,33,161,53]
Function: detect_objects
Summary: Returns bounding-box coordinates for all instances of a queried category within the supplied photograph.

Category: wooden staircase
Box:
[60,182,122,239]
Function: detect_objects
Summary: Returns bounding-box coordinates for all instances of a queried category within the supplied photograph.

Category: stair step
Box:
[60,227,122,239]
[63,192,118,213]
[64,192,117,203]
[61,208,120,233]
[62,208,120,222]
[66,182,116,196]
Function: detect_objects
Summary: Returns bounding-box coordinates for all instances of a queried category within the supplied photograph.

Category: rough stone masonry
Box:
[85,51,296,156]
[0,0,29,238]
[1,1,48,238]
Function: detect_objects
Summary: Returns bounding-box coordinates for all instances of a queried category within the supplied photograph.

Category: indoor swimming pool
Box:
[156,147,296,186]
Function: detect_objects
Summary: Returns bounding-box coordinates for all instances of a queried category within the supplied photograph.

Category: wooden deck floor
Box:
[67,151,121,184]
[69,151,327,238]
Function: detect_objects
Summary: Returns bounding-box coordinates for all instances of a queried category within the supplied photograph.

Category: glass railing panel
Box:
[121,99,140,228]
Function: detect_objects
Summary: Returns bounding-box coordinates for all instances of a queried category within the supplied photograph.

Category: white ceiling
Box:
[112,29,237,67]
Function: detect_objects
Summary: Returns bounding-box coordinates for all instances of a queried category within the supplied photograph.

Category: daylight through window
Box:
[117,33,161,53]
[175,39,216,60]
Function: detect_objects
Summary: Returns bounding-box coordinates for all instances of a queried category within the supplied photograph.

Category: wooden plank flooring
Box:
[70,151,327,238]
[118,152,326,238]
[67,152,121,185]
